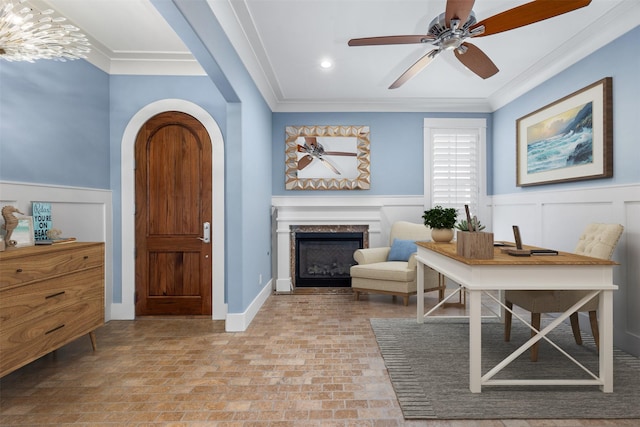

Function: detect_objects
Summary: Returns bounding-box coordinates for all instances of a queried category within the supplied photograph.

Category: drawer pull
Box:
[45,291,66,299]
[84,256,89,260]
[16,268,23,273]
[45,324,65,335]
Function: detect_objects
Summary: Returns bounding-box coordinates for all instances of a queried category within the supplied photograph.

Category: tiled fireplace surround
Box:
[290,224,369,287]
[272,196,424,292]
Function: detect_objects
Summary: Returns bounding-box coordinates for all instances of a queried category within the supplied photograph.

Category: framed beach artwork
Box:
[516,77,612,187]
[285,125,370,190]
[11,216,35,248]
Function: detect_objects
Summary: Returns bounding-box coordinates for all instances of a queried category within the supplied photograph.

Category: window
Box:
[424,118,487,221]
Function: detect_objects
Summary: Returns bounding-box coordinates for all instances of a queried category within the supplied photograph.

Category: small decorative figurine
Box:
[2,205,24,248]
[47,228,63,240]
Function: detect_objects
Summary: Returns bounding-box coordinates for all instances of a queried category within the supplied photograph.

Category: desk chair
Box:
[350,221,445,306]
[504,223,624,361]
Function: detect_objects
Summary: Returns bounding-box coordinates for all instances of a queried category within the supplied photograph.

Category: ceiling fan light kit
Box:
[348,0,592,89]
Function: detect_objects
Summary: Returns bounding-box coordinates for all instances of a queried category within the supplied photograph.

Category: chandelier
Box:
[0,0,90,62]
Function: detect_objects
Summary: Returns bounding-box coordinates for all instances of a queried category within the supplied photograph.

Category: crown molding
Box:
[30,0,638,110]
[213,0,640,113]
[272,98,493,113]
[207,0,279,109]
[30,0,205,76]
[489,1,640,111]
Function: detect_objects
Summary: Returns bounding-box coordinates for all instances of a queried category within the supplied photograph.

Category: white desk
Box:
[416,241,618,393]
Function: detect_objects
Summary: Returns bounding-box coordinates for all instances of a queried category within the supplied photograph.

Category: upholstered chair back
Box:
[504,222,624,361]
[389,221,430,245]
[574,223,624,260]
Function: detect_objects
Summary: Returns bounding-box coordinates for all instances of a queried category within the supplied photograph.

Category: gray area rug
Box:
[370,317,640,420]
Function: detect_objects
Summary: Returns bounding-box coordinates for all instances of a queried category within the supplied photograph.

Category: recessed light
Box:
[320,59,333,69]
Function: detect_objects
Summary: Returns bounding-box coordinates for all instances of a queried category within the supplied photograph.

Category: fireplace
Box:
[290,225,368,288]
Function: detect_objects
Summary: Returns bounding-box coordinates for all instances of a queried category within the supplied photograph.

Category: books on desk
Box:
[530,249,558,256]
[504,248,559,257]
[501,226,558,256]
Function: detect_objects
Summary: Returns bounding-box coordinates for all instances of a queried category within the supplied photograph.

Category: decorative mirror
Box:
[285,125,370,190]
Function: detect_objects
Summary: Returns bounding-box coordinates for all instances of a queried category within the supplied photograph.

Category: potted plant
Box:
[455,212,494,259]
[455,216,485,232]
[422,206,457,242]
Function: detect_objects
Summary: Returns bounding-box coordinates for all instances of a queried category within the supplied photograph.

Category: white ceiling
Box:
[36,0,640,112]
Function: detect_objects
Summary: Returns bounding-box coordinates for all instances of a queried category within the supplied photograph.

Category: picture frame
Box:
[11,216,35,248]
[285,125,370,190]
[516,77,612,187]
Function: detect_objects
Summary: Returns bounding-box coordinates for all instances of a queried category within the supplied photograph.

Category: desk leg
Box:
[417,262,424,324]
[600,290,614,392]
[469,289,482,393]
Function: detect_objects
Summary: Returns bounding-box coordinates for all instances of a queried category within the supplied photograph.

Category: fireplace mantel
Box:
[271,196,425,292]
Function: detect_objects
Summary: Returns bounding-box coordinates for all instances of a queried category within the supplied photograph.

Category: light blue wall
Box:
[1,0,274,315]
[0,60,109,188]
[108,75,228,304]
[492,26,640,195]
[2,10,636,318]
[272,112,492,195]
[155,0,273,312]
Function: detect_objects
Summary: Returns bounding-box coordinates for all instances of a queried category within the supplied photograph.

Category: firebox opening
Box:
[295,232,363,287]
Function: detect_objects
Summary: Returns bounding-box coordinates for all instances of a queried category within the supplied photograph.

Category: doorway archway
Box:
[120,99,226,320]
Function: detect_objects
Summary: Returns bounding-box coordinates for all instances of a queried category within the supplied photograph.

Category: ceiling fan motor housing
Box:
[429,11,478,51]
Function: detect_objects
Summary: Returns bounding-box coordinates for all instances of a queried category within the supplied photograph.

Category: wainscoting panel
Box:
[0,181,113,321]
[541,202,617,252]
[623,200,640,345]
[490,184,640,356]
[491,202,539,243]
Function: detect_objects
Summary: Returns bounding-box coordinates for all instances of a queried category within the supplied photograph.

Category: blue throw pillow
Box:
[387,238,417,261]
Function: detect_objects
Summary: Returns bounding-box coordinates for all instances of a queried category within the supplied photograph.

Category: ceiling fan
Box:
[348,0,592,89]
[297,137,356,175]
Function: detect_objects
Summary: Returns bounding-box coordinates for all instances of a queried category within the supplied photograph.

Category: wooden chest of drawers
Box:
[0,242,104,377]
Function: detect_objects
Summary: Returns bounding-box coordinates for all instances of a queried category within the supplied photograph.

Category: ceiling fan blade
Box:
[297,155,314,170]
[323,151,357,156]
[348,35,434,47]
[454,42,498,79]
[304,137,317,146]
[471,0,591,37]
[445,0,475,26]
[318,157,341,175]
[389,49,439,89]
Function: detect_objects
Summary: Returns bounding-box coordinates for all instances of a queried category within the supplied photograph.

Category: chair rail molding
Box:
[0,181,113,321]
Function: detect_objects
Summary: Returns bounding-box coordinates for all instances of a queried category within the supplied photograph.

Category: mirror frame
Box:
[284,125,370,190]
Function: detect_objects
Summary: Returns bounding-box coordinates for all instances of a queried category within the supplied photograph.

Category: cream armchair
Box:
[504,223,624,361]
[350,221,445,306]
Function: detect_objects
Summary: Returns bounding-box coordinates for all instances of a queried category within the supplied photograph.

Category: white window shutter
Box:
[432,128,479,214]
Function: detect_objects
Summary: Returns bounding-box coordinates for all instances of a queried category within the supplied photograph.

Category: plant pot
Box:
[456,231,494,259]
[431,228,454,243]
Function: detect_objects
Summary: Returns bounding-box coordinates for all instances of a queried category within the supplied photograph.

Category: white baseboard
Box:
[225,280,273,332]
[276,278,292,293]
[110,303,135,320]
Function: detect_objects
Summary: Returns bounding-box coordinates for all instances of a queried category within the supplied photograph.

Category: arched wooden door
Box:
[135,111,212,316]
